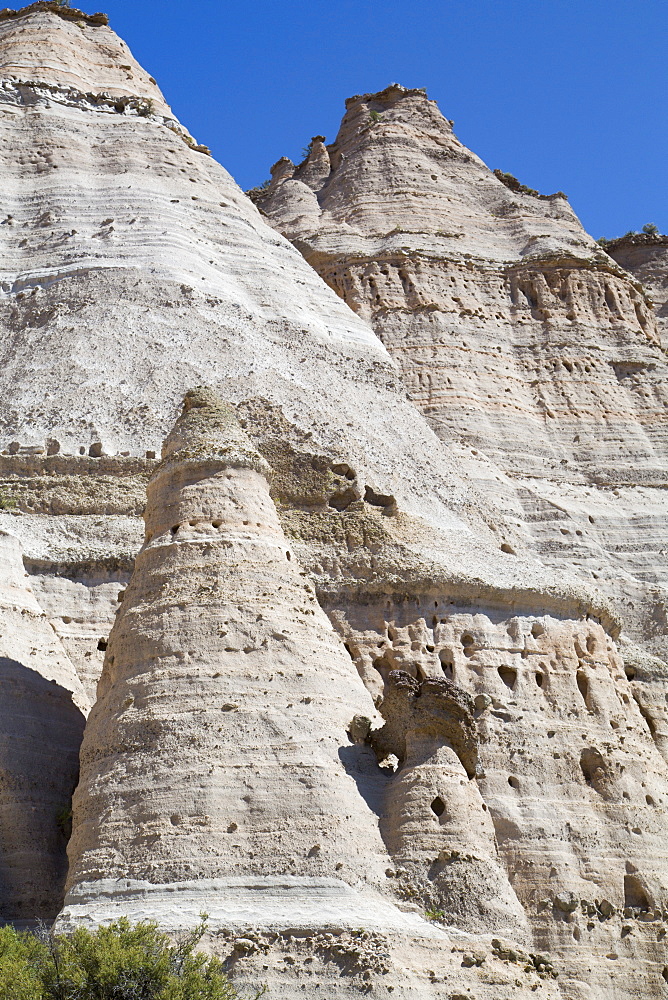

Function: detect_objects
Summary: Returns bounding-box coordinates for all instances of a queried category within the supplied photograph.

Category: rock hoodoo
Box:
[65,387,389,893]
[0,6,666,999]
[257,84,668,670]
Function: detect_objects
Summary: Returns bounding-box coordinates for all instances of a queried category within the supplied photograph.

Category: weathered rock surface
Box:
[257,85,668,668]
[61,388,554,998]
[255,85,668,996]
[606,232,668,341]
[0,528,87,921]
[0,7,667,999]
[66,388,391,890]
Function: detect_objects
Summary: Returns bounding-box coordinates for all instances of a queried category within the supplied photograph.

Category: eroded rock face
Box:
[256,85,668,667]
[2,8,668,999]
[329,597,668,999]
[0,529,87,920]
[606,233,668,341]
[66,388,390,890]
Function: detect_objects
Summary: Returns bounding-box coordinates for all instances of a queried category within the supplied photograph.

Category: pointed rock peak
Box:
[0,1,170,114]
[161,387,269,474]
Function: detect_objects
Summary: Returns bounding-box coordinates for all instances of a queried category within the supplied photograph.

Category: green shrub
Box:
[642,223,659,235]
[0,917,258,1000]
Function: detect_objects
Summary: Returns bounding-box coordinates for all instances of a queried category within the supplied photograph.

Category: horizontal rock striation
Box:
[0,8,666,999]
[256,84,668,667]
[67,388,390,891]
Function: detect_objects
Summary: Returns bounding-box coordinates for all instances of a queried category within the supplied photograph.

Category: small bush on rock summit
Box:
[0,917,255,1000]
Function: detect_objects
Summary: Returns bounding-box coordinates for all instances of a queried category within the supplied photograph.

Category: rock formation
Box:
[61,387,551,998]
[0,6,666,999]
[0,529,87,921]
[606,232,668,341]
[65,387,391,890]
[256,85,668,671]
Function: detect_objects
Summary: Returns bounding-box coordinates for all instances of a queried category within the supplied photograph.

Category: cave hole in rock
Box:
[431,796,445,817]
[439,650,454,679]
[535,671,544,687]
[328,487,357,511]
[498,665,517,690]
[461,634,474,657]
[531,622,545,639]
[500,542,515,554]
[97,638,108,652]
[508,776,519,789]
[170,525,179,535]
[586,636,596,654]
[646,795,656,806]
[372,654,396,679]
[662,968,668,986]
[580,748,606,791]
[286,551,291,561]
[624,874,650,910]
[576,670,589,705]
[624,664,636,681]
[212,520,222,528]
[364,486,396,511]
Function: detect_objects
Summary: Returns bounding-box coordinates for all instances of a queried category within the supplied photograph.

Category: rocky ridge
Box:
[0,8,666,1000]
[256,84,668,669]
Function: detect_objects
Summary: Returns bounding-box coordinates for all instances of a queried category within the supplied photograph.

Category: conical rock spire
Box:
[65,389,388,905]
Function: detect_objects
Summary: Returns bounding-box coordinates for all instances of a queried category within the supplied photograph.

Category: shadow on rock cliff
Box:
[0,659,85,922]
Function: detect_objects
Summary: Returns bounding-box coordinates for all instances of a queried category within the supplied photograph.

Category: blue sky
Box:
[96,1,665,237]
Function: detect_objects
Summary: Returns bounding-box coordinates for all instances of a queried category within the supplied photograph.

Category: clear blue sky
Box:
[94,1,666,237]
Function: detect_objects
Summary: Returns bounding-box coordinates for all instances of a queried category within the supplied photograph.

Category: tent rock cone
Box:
[64,388,392,909]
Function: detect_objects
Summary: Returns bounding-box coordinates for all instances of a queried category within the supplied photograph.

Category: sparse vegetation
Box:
[424,907,446,923]
[55,805,72,838]
[368,110,383,123]
[598,225,662,247]
[0,917,258,1000]
[137,98,155,117]
[246,179,271,204]
[493,169,539,197]
[0,489,17,511]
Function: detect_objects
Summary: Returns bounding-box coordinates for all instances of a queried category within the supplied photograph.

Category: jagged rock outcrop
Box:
[256,85,668,670]
[606,233,668,340]
[0,529,87,921]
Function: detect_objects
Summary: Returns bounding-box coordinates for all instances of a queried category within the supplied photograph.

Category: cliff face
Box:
[0,530,87,921]
[257,85,668,669]
[606,233,668,342]
[1,8,667,1000]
